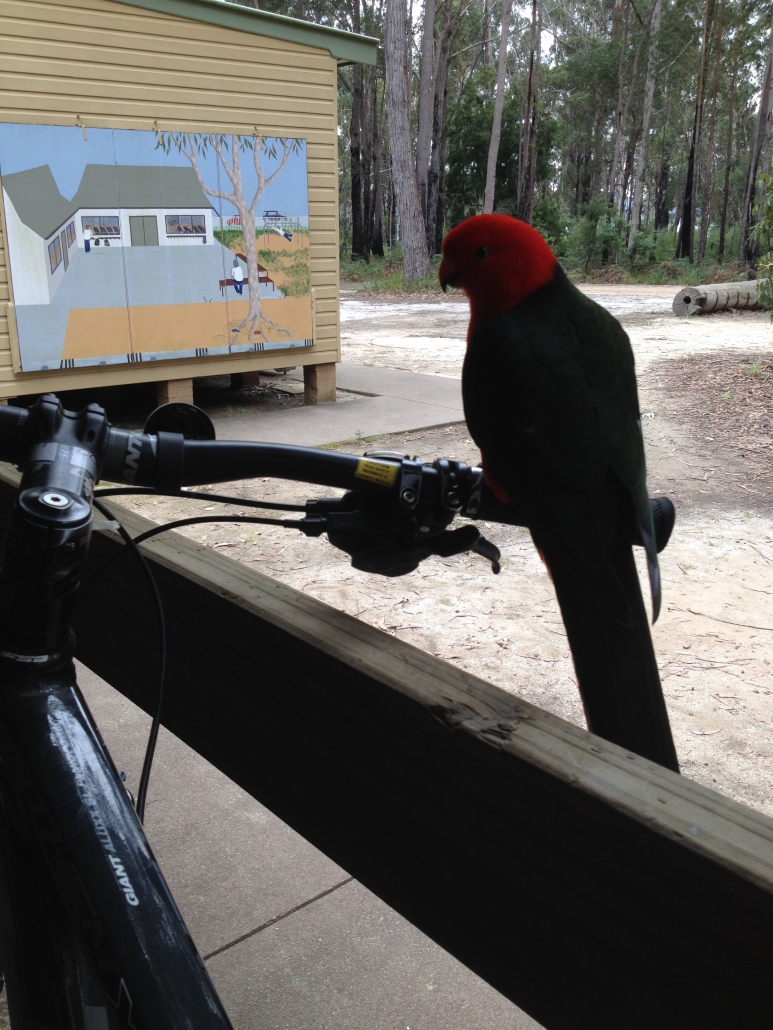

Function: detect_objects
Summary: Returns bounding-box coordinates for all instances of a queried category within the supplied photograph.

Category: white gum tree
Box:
[158,132,299,341]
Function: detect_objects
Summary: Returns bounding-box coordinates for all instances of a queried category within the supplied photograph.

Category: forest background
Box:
[235,0,773,290]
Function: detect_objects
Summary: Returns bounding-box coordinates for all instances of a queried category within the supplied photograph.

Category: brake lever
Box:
[471,534,501,574]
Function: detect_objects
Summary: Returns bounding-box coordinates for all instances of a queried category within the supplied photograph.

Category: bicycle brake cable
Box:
[92,499,167,824]
[83,513,314,595]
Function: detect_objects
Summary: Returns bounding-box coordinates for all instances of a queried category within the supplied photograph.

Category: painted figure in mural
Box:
[231,257,244,295]
[83,225,92,253]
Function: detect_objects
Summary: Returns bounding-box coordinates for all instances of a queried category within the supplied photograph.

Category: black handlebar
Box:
[0,395,675,579]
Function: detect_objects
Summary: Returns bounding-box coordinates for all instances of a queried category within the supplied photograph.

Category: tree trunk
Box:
[416,0,436,221]
[608,1,631,207]
[740,11,773,268]
[371,92,386,258]
[718,33,738,262]
[675,0,714,262]
[426,0,457,252]
[628,0,662,252]
[483,0,512,213]
[434,130,448,253]
[518,0,539,221]
[698,2,723,266]
[524,0,542,223]
[590,102,605,199]
[385,0,430,278]
[654,154,669,230]
[350,0,367,261]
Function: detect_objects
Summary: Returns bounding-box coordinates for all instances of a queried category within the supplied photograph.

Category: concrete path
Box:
[82,359,542,1029]
[215,363,465,446]
[78,665,541,1029]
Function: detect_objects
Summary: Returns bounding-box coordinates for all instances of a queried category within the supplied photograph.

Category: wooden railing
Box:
[0,466,770,1030]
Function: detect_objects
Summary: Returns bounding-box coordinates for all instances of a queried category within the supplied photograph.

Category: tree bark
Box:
[654,155,669,230]
[483,0,512,213]
[718,28,738,262]
[740,10,773,268]
[518,0,539,221]
[698,2,723,265]
[434,130,449,253]
[608,1,631,207]
[426,0,458,252]
[628,0,662,252]
[416,0,436,221]
[385,0,430,278]
[350,0,368,261]
[675,0,715,262]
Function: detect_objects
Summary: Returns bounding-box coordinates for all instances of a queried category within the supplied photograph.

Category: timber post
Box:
[304,362,336,404]
[157,379,194,406]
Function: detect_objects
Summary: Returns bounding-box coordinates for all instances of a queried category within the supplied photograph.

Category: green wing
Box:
[462,271,661,623]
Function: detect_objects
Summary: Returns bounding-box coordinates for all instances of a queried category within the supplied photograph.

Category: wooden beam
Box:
[0,467,771,1029]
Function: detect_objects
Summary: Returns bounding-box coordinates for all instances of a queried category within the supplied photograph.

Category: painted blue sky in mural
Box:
[0,124,308,220]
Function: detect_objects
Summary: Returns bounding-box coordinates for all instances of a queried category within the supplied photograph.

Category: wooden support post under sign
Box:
[157,379,194,406]
[303,362,336,405]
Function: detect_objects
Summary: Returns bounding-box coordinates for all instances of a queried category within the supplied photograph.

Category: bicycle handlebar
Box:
[0,394,674,578]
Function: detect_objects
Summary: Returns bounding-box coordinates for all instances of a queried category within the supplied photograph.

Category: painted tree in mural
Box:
[158,132,300,339]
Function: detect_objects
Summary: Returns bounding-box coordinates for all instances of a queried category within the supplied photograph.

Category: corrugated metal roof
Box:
[1,165,77,240]
[73,165,213,211]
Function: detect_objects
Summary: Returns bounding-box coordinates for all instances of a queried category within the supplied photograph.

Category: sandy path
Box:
[119,285,773,817]
[339,284,773,376]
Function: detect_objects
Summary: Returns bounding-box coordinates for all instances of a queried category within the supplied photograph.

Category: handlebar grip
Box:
[0,404,29,466]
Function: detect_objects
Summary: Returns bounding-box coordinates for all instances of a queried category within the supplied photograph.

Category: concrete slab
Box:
[213,364,464,447]
[76,664,346,956]
[207,880,543,1030]
[76,663,542,1028]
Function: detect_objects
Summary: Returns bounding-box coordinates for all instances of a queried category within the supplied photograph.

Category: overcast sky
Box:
[0,123,308,219]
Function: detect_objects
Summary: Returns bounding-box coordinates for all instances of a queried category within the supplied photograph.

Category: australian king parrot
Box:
[439,213,679,772]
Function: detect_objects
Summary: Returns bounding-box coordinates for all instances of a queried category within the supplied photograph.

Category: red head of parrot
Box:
[438,214,558,340]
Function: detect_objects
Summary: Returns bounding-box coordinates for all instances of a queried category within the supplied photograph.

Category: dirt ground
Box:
[113,284,773,819]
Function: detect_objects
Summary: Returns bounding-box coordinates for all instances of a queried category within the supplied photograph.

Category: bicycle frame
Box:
[0,397,234,1027]
[0,395,475,1027]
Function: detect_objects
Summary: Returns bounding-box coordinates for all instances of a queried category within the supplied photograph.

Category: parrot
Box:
[438,213,679,772]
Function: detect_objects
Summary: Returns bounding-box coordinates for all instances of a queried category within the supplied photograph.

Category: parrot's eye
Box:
[475,246,489,261]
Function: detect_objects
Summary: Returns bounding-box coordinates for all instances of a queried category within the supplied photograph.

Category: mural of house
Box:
[1,163,215,304]
[0,0,377,403]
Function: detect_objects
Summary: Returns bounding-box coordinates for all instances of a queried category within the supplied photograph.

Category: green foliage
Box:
[532,196,568,255]
[629,230,657,267]
[563,198,608,270]
[444,80,521,227]
[752,172,773,313]
[341,254,443,294]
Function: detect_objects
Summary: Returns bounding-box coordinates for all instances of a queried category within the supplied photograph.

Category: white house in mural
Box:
[1,163,215,304]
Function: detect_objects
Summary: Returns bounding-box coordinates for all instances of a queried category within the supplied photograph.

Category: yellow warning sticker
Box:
[355,458,399,488]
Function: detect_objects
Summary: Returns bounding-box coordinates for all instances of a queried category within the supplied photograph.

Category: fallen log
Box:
[672,280,762,316]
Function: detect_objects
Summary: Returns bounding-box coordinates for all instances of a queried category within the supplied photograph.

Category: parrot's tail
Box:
[539,477,680,772]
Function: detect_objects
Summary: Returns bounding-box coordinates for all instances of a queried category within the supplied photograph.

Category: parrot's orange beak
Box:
[438,257,458,292]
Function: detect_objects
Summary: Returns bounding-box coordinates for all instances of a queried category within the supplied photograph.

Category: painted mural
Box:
[0,124,312,372]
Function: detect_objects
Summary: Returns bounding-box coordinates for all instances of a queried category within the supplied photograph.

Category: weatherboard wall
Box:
[0,0,350,396]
